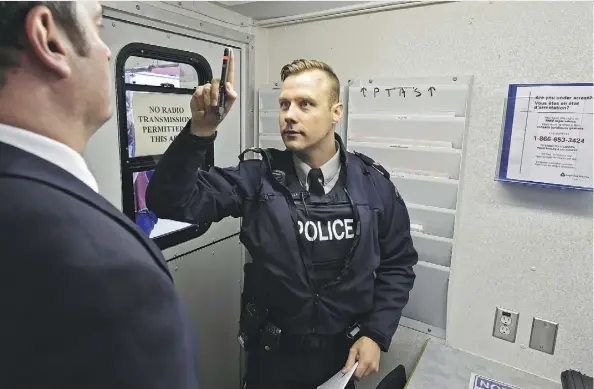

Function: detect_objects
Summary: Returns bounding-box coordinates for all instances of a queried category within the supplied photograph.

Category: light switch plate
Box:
[492,307,519,343]
[529,317,558,355]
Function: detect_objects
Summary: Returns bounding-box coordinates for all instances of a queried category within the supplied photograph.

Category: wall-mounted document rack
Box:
[346,75,473,338]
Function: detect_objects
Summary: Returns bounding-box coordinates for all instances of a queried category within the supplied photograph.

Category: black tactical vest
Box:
[283,166,357,287]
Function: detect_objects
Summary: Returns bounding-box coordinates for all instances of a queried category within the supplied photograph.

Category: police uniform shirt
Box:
[292,142,341,194]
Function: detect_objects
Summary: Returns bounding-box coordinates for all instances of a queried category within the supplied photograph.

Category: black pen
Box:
[217,47,232,121]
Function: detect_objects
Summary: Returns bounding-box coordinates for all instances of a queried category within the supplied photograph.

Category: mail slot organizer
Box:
[346,76,473,337]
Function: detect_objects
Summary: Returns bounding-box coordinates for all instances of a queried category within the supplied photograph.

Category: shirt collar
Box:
[0,122,99,192]
[292,141,341,187]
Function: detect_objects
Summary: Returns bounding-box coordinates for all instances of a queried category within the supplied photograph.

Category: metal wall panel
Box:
[168,236,243,389]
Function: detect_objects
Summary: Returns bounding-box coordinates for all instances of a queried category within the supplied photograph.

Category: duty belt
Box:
[259,321,361,353]
[280,333,348,352]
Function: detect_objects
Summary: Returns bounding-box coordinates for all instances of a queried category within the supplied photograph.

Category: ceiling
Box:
[215,1,370,21]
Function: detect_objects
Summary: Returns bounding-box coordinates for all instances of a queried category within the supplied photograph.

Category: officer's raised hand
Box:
[343,336,381,380]
[189,52,238,137]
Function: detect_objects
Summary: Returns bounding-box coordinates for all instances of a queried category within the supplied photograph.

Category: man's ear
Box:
[24,5,71,78]
[332,102,344,124]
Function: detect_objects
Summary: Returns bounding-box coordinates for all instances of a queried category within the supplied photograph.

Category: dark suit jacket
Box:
[0,141,198,389]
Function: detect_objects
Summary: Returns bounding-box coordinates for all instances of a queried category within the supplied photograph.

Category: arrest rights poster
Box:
[499,83,593,190]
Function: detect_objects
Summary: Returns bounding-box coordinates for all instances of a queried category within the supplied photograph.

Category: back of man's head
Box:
[0,1,113,153]
[0,2,87,88]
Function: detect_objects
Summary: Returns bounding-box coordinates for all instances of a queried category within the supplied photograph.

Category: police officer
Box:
[146,55,418,388]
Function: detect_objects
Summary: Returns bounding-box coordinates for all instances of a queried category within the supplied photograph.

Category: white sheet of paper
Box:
[317,362,358,389]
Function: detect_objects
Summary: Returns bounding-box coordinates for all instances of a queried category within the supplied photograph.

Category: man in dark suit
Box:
[0,2,198,388]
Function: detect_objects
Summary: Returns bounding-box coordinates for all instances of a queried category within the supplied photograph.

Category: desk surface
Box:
[405,339,561,389]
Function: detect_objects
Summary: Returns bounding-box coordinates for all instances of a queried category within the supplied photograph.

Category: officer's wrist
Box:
[190,119,218,137]
[357,328,389,352]
[180,121,217,144]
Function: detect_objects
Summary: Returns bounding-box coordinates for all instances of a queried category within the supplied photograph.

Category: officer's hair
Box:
[0,1,88,88]
[280,59,340,106]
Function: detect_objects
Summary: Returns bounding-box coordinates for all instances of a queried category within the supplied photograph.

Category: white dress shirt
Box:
[292,142,342,194]
[0,123,99,192]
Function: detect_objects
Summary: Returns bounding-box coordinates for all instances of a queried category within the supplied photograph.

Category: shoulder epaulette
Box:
[238,146,265,162]
[353,151,391,180]
[354,151,405,205]
[238,146,287,162]
[237,146,272,171]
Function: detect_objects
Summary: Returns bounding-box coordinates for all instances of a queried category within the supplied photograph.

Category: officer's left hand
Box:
[342,336,381,380]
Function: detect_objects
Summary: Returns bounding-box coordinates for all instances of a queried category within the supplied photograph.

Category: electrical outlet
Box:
[493,307,519,343]
[499,325,511,335]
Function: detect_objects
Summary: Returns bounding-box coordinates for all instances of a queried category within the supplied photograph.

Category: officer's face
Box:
[279,70,343,152]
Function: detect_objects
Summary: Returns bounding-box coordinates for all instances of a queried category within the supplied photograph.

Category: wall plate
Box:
[529,318,558,355]
[492,307,519,343]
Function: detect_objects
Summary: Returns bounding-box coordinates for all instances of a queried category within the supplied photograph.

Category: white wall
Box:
[258,0,593,382]
[153,1,253,32]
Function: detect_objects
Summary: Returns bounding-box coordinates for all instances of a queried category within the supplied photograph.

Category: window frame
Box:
[115,42,214,250]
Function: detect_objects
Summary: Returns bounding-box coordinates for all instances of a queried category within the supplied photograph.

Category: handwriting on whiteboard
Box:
[360,86,436,98]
